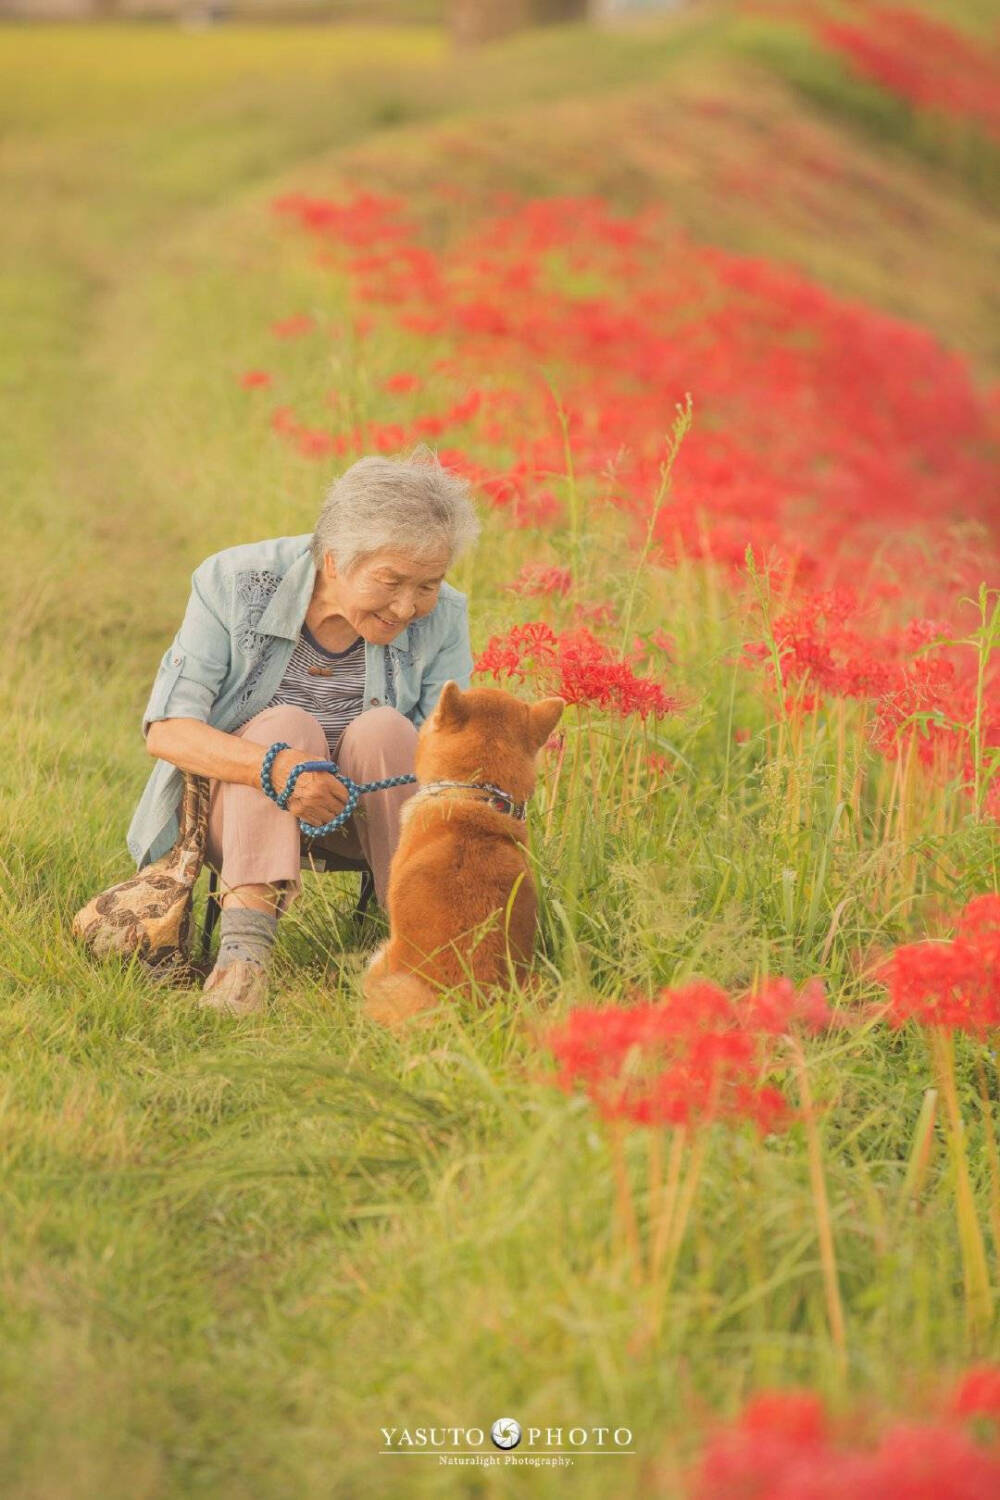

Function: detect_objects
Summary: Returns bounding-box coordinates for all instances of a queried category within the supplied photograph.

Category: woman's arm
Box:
[141,560,233,739]
[145,718,267,788]
[146,718,350,821]
[143,559,347,819]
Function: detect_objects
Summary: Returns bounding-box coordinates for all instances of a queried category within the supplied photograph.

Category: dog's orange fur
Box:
[362,681,564,1029]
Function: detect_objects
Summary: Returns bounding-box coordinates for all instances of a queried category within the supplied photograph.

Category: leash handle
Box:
[258,740,417,838]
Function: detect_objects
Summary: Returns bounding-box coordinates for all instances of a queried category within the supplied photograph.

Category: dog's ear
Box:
[527,696,565,750]
[431,680,469,728]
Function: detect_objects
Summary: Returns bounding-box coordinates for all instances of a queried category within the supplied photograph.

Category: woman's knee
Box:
[346,705,418,744]
[241,702,328,753]
[343,706,417,763]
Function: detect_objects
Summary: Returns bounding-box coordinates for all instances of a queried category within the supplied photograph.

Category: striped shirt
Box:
[263,621,367,756]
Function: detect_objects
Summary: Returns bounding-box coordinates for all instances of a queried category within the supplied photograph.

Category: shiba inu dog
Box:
[362,680,565,1028]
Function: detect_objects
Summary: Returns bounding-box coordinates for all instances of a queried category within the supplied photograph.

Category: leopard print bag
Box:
[71,772,211,978]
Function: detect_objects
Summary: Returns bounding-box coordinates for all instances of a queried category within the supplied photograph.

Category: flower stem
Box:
[608,1116,643,1288]
[617,395,693,655]
[652,1130,707,1342]
[893,1086,938,1227]
[975,1057,1000,1260]
[790,1035,847,1374]
[650,1126,687,1284]
[928,1027,993,1341]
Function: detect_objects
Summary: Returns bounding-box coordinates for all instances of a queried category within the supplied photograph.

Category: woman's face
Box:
[323,545,451,641]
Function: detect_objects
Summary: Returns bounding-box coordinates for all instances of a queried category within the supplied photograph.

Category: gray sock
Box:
[217,907,278,969]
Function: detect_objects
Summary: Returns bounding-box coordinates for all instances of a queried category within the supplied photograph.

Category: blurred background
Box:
[2,4,999,1492]
[2,2,681,30]
[6,2,669,24]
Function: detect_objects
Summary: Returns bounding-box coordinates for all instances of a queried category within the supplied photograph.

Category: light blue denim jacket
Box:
[126,533,474,870]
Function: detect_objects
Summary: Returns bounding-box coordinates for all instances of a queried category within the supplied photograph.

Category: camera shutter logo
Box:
[491,1418,522,1450]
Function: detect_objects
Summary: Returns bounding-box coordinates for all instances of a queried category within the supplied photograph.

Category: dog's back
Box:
[387,796,538,992]
[362,680,564,1025]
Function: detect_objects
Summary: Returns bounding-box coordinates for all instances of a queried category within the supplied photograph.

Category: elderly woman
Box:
[127,448,481,1015]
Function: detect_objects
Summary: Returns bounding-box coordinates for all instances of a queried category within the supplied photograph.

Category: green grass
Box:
[1,11,998,1498]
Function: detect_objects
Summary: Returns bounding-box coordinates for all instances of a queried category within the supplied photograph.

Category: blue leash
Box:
[259,740,417,839]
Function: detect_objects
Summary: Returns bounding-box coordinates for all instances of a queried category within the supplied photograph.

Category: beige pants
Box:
[204,703,419,914]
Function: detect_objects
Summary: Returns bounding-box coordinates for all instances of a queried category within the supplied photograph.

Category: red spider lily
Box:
[474,620,677,721]
[650,627,676,657]
[383,371,422,393]
[784,692,819,715]
[474,620,554,681]
[367,420,407,453]
[691,1404,1000,1499]
[412,411,448,437]
[270,314,315,338]
[447,390,483,424]
[571,600,617,627]
[543,979,831,1132]
[646,752,674,776]
[746,585,999,791]
[271,187,997,607]
[738,1390,829,1444]
[743,976,834,1034]
[955,894,1000,967]
[270,405,299,435]
[511,489,563,527]
[556,626,676,718]
[268,186,998,792]
[952,1365,1000,1422]
[876,893,1000,1035]
[504,563,573,597]
[296,428,336,459]
[238,369,272,389]
[815,6,1000,141]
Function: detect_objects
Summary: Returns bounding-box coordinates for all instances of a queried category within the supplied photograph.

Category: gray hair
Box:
[310,443,482,577]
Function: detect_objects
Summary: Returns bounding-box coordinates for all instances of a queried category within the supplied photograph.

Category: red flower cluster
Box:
[689,1374,1000,1499]
[543,978,831,1132]
[503,562,573,598]
[383,370,422,393]
[877,893,1000,1035]
[474,620,677,720]
[745,584,1000,788]
[264,185,996,790]
[272,188,997,599]
[953,1364,1000,1421]
[815,4,1000,141]
[270,313,315,338]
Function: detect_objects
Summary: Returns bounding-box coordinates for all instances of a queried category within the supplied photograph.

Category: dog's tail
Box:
[362,968,441,1030]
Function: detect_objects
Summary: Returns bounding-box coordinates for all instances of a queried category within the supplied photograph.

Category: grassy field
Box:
[1,8,998,1497]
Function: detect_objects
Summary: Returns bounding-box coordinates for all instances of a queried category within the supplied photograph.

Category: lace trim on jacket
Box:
[232,569,282,718]
[234,569,282,654]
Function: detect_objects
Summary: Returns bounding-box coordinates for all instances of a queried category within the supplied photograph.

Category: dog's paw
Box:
[362,968,440,1032]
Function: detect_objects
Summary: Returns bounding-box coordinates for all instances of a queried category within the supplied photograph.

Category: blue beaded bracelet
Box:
[259,741,291,806]
[258,738,417,839]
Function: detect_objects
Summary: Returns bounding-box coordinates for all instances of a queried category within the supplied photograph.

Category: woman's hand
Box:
[268,746,351,826]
